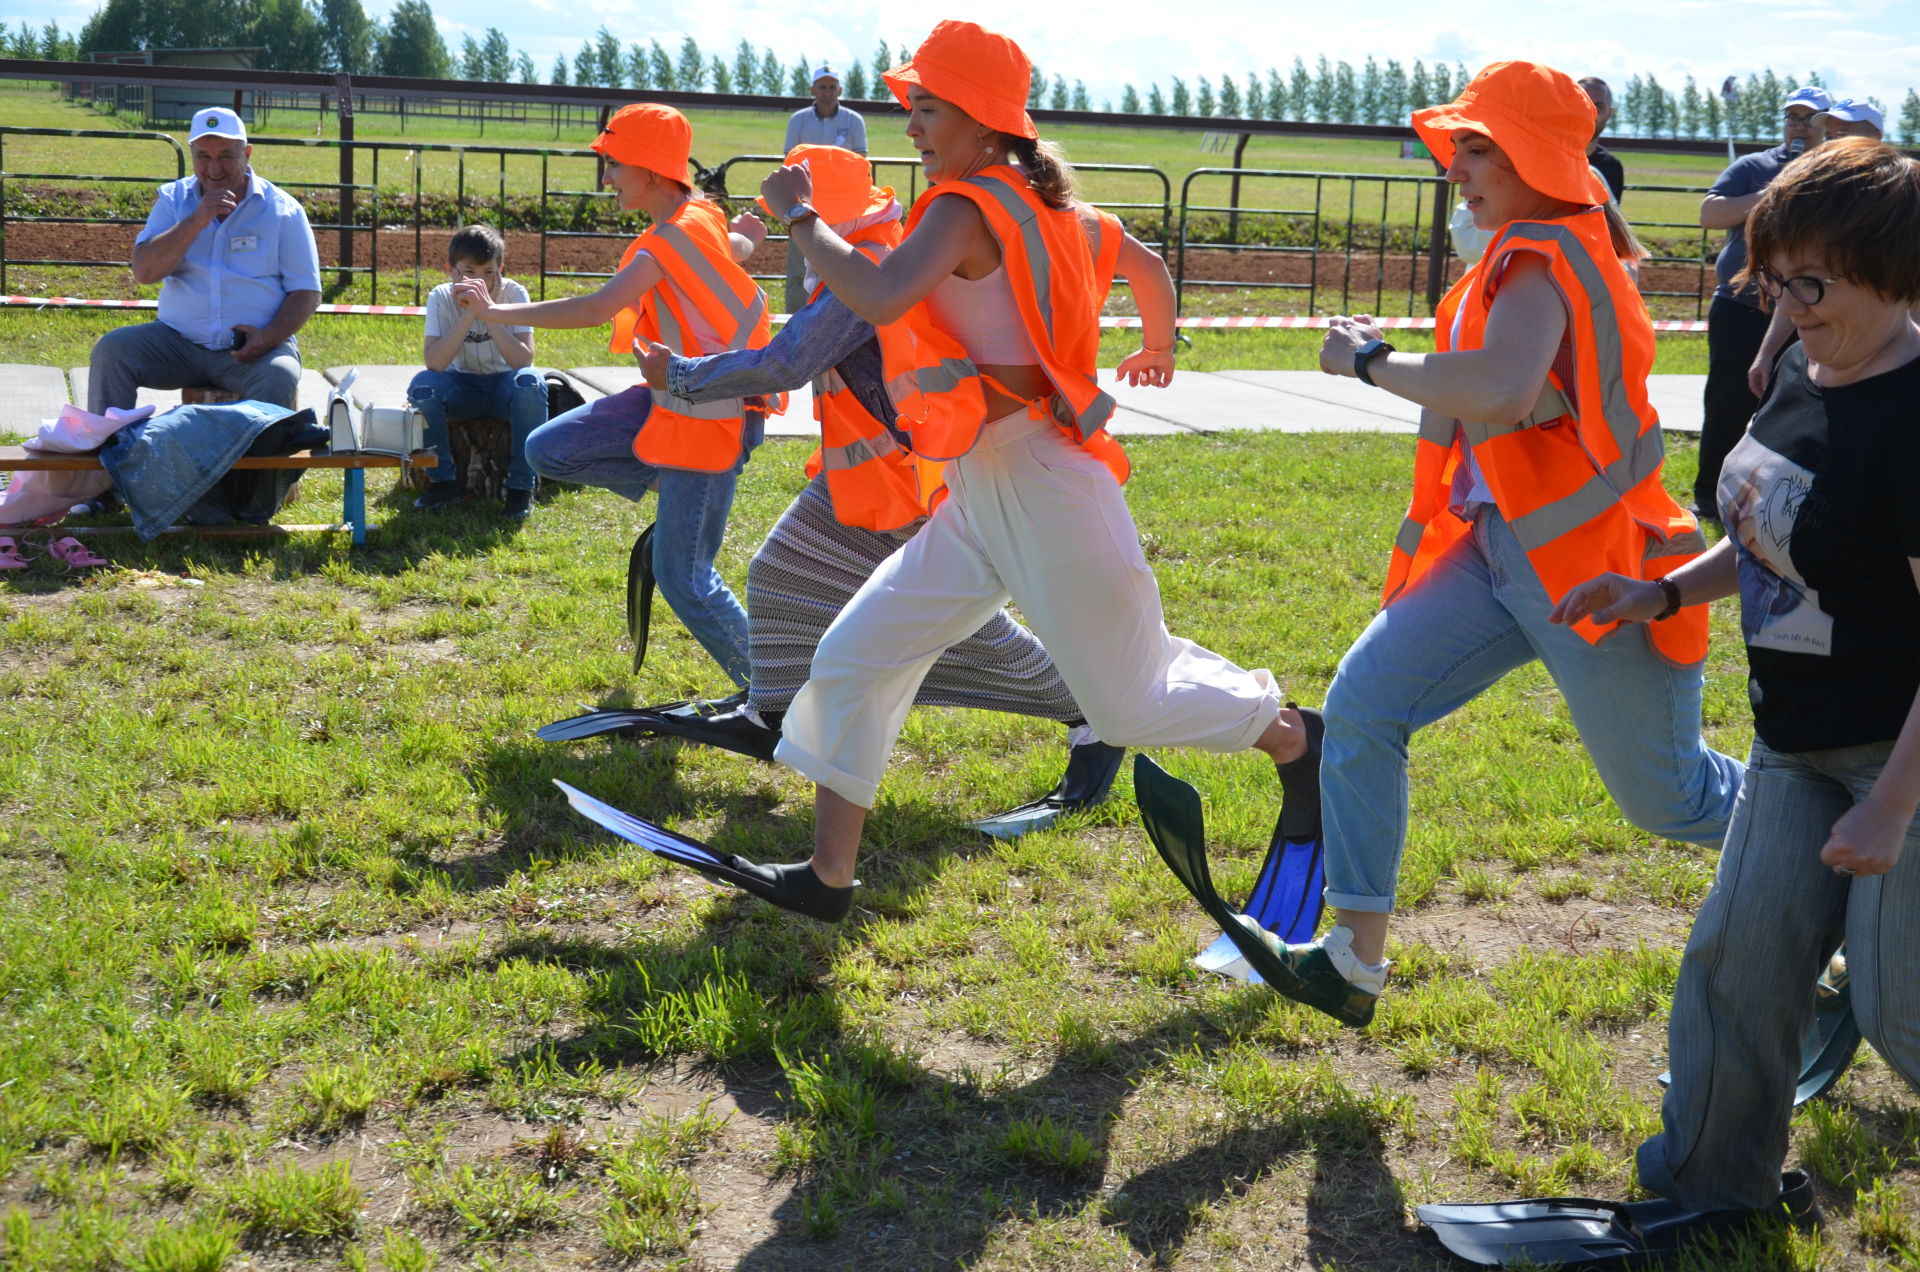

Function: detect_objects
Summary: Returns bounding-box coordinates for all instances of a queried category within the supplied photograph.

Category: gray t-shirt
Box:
[784,105,867,155]
[1710,144,1796,309]
[424,278,532,375]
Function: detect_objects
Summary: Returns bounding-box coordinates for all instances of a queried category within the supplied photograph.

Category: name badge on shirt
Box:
[230,236,259,253]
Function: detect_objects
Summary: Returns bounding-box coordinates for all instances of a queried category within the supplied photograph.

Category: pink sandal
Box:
[45,536,110,571]
[0,537,28,571]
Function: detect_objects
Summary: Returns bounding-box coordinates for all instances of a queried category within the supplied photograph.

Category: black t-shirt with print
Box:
[1715,345,1920,752]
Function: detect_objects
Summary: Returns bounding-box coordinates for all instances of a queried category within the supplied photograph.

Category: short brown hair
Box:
[1741,137,1920,304]
[448,223,506,268]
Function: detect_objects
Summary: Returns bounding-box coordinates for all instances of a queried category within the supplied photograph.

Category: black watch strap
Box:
[1654,575,1683,621]
[1355,338,1394,386]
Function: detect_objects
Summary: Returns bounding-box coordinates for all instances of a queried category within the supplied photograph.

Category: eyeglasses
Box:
[1754,267,1843,305]
[1782,111,1819,125]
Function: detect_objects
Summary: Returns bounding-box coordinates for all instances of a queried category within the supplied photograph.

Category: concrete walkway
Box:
[2,364,1708,439]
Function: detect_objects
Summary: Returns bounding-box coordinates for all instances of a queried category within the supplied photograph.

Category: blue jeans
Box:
[1321,505,1744,911]
[524,386,762,687]
[407,367,547,492]
[1638,736,1920,1211]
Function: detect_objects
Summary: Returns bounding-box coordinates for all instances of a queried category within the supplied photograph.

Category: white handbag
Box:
[326,370,426,458]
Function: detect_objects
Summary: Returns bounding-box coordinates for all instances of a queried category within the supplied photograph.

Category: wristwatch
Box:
[784,202,819,224]
[1354,338,1394,386]
[1654,575,1684,621]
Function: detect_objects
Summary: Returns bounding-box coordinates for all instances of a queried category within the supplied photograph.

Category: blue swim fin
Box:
[1195,706,1326,982]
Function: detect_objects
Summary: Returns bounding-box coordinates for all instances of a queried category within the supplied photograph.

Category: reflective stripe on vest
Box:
[1382,208,1707,665]
[802,230,947,531]
[893,171,1126,481]
[608,201,771,473]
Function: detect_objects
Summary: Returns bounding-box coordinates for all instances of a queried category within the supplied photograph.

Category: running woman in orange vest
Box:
[1233,62,1744,1024]
[456,104,771,689]
[604,20,1311,922]
[596,145,1129,834]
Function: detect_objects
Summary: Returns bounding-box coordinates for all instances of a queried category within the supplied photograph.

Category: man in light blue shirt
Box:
[781,68,866,313]
[87,107,322,413]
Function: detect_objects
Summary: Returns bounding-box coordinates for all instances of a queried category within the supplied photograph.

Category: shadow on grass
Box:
[476,917,1430,1271]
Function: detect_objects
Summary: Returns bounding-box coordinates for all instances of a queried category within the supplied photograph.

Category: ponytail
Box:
[1006,135,1077,210]
[1603,200,1645,263]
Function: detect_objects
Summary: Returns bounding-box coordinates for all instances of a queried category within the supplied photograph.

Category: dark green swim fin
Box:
[628,521,656,673]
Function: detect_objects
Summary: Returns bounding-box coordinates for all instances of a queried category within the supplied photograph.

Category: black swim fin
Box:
[1417,1169,1817,1268]
[628,522,655,672]
[972,740,1126,840]
[536,691,750,744]
[1196,706,1326,981]
[552,779,855,920]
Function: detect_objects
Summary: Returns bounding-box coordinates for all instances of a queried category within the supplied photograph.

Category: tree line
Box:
[27,2,1920,145]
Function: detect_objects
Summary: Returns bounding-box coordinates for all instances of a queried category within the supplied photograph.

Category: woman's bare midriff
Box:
[979,362,1056,419]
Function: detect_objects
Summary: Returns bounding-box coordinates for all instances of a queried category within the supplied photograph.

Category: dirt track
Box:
[11,222,1712,312]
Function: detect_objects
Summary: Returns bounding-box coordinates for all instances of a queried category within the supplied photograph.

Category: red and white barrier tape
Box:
[0,295,1712,332]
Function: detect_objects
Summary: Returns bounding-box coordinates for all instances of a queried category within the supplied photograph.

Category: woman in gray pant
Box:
[1555,136,1920,1210]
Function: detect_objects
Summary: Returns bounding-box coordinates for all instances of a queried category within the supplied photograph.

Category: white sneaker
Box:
[1233,917,1389,996]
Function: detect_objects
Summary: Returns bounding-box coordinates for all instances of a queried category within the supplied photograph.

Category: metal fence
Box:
[0,122,1719,319]
[1175,167,1447,318]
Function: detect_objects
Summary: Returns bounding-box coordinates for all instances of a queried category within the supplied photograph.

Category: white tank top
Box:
[924,264,1039,365]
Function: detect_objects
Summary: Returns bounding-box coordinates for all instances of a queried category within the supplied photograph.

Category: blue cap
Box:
[1781,86,1833,112]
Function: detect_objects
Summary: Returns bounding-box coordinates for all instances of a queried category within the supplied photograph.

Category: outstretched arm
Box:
[1319,251,1567,425]
[765,163,980,325]
[456,250,665,330]
[643,292,877,402]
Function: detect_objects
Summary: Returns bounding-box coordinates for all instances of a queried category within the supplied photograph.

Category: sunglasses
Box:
[1754,267,1843,305]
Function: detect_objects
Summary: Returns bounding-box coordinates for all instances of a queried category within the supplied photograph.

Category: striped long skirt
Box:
[743,474,1083,724]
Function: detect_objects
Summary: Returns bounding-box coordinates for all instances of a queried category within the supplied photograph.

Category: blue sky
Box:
[10,0,1920,118]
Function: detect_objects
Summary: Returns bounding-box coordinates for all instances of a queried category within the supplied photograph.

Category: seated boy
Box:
[409,225,546,519]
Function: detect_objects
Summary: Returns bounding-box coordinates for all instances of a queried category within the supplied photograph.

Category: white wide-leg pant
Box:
[775,410,1281,808]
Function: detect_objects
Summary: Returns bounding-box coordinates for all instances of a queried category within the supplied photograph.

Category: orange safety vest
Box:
[893,166,1131,484]
[1382,208,1709,664]
[800,222,950,532]
[609,199,773,473]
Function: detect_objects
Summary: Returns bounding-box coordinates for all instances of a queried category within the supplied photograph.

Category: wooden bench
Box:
[0,446,437,545]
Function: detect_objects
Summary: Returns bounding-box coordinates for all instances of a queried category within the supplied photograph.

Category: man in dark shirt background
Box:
[1693,86,1830,522]
[1579,77,1626,203]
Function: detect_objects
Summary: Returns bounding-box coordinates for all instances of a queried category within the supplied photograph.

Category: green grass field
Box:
[4,77,1907,1271]
[3,419,1917,1270]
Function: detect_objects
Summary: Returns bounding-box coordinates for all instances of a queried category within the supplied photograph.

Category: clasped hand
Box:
[451,277,496,317]
[1320,314,1384,377]
[759,163,814,218]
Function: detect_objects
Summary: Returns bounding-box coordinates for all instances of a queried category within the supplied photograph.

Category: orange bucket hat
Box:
[1412,61,1608,207]
[881,20,1038,140]
[758,144,899,225]
[591,103,693,186]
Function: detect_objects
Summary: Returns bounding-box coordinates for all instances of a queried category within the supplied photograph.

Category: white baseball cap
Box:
[811,66,839,85]
[1780,86,1832,113]
[188,107,247,144]
[1816,98,1885,132]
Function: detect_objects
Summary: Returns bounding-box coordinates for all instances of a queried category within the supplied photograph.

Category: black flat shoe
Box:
[973,740,1126,840]
[554,779,855,921]
[637,705,782,762]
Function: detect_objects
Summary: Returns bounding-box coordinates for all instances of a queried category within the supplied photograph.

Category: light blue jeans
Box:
[524,386,762,688]
[407,367,547,492]
[1321,505,1744,911]
[1639,736,1920,1210]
